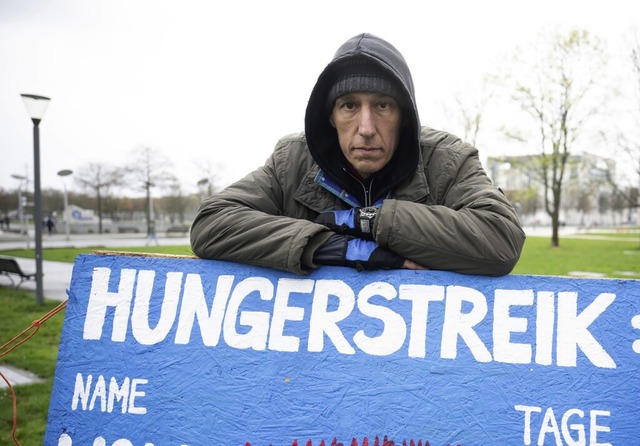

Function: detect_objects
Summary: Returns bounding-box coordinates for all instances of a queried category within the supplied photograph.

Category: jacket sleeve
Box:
[375,135,526,276]
[190,141,333,274]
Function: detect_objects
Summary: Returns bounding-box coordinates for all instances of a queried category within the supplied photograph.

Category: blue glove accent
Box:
[313,235,405,271]
[332,209,357,229]
[345,239,378,262]
[315,207,376,241]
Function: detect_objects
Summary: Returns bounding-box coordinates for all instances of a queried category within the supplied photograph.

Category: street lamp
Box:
[57,169,73,241]
[21,93,51,306]
[197,178,209,201]
[145,181,158,246]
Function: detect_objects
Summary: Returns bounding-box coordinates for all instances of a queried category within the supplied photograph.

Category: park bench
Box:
[0,255,36,290]
[165,225,190,236]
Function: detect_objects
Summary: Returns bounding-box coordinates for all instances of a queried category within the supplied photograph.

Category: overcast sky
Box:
[1,0,638,196]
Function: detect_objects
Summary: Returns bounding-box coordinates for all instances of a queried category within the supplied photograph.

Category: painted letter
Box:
[354,282,406,356]
[515,404,542,446]
[175,274,234,346]
[84,268,136,341]
[268,278,313,352]
[535,291,555,366]
[557,292,616,368]
[308,280,355,354]
[223,277,274,350]
[561,408,585,446]
[441,286,491,362]
[537,407,562,446]
[128,378,148,415]
[590,410,611,446]
[493,289,533,364]
[107,376,130,414]
[89,375,107,412]
[131,271,182,345]
[399,285,445,358]
[72,373,92,411]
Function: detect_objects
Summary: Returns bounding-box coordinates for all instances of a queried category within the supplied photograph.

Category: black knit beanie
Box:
[326,59,403,110]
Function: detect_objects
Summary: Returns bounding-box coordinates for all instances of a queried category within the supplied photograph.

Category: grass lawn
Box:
[0,244,196,263]
[0,290,64,445]
[0,233,638,443]
[1,232,638,278]
[511,235,640,278]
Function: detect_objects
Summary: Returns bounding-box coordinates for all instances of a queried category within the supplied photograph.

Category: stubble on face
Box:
[331,92,402,179]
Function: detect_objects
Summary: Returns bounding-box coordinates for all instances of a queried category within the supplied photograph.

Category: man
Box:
[191,33,525,276]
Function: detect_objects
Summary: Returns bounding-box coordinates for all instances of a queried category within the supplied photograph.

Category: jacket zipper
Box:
[343,168,373,207]
[362,177,373,207]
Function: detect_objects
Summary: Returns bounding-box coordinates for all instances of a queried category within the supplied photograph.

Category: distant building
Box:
[485,153,633,227]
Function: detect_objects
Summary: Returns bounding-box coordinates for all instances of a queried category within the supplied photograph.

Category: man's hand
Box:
[403,259,427,270]
[314,207,378,241]
[313,234,404,271]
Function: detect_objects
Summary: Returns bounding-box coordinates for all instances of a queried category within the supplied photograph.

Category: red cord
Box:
[0,300,67,446]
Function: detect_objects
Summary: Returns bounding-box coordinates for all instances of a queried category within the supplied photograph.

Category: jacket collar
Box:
[294,155,429,212]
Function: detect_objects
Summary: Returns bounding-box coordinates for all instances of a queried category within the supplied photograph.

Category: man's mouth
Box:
[354,147,379,153]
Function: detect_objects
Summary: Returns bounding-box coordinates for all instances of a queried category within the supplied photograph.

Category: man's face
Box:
[330,92,402,179]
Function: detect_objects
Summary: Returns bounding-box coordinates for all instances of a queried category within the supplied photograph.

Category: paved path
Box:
[0,258,74,302]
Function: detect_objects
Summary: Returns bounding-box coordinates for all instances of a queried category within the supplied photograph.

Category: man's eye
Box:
[342,102,356,110]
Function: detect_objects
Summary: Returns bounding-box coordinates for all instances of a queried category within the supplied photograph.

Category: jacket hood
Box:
[304,33,421,204]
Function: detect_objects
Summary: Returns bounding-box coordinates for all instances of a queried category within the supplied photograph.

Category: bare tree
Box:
[193,158,222,201]
[452,75,496,147]
[630,30,640,176]
[162,178,187,226]
[506,29,607,247]
[74,162,123,234]
[125,146,176,238]
[613,30,640,221]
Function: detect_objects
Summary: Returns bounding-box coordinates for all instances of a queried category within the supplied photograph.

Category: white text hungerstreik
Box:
[82,267,616,369]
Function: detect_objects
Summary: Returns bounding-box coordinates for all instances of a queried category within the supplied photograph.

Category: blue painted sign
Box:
[45,253,640,445]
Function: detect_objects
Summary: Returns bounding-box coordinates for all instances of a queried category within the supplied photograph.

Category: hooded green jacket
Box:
[190,34,525,276]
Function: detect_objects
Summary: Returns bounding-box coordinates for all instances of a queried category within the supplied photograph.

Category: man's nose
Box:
[357,105,376,138]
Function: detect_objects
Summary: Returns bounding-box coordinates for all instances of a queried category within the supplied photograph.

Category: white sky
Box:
[1,0,639,196]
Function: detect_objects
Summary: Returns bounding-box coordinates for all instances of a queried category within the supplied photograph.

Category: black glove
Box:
[314,207,379,241]
[313,234,404,272]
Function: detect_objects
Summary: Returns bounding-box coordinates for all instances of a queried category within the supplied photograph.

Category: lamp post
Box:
[57,169,73,241]
[197,178,209,201]
[145,180,158,246]
[21,93,51,306]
